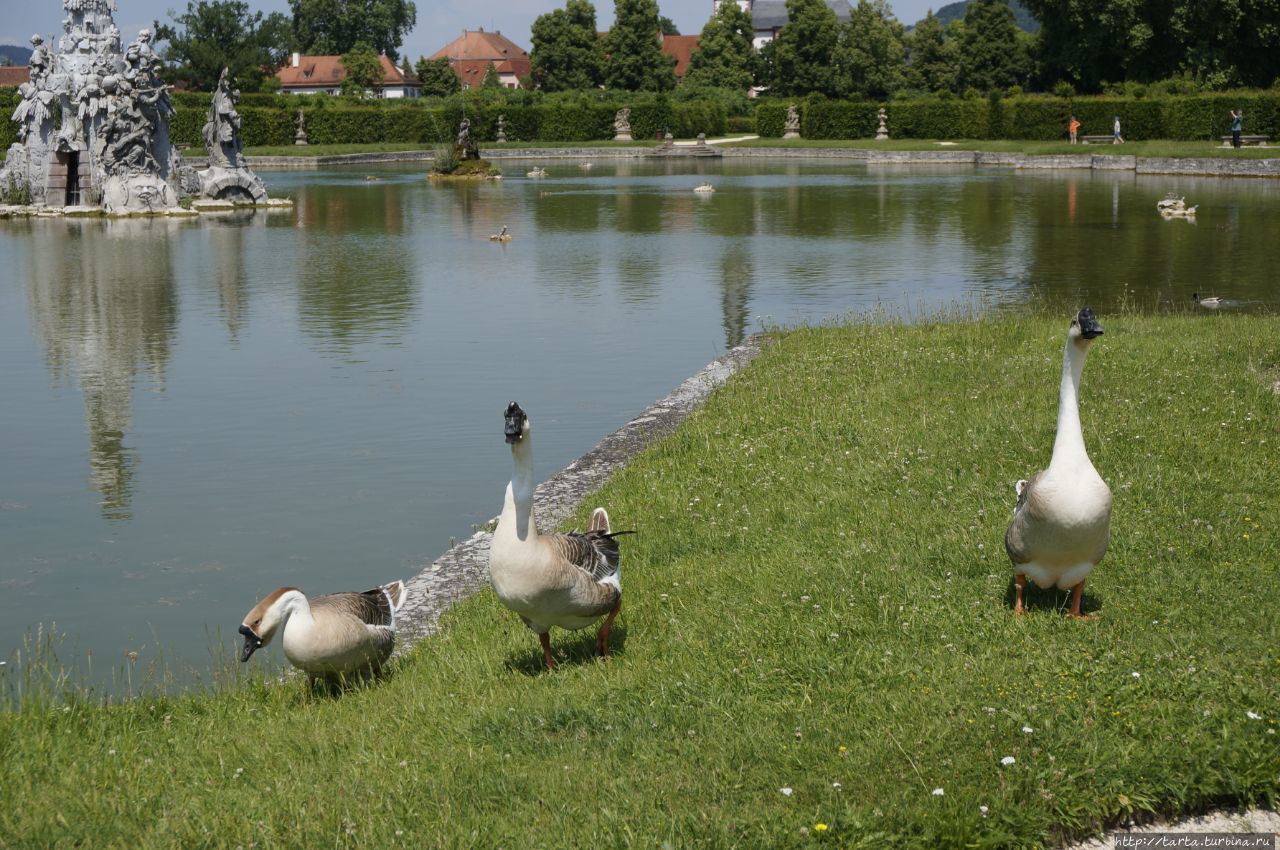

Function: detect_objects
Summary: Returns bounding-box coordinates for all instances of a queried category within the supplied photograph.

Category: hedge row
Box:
[757,93,1280,141]
[0,89,18,151]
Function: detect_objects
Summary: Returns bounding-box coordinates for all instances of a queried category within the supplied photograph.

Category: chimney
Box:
[291,52,300,67]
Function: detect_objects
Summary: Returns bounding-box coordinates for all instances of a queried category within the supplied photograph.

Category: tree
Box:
[839,0,906,99]
[685,0,755,91]
[658,15,680,35]
[904,9,958,92]
[768,0,842,96]
[155,0,292,92]
[530,0,604,91]
[290,0,416,60]
[603,0,677,91]
[481,62,503,89]
[415,56,461,96]
[339,41,384,95]
[957,0,1031,91]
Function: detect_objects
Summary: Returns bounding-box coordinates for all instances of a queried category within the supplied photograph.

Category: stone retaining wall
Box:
[394,335,768,650]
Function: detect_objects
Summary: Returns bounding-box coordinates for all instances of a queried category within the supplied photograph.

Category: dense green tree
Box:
[155,0,292,92]
[414,57,461,96]
[289,0,416,60]
[481,62,503,89]
[684,1,755,91]
[658,15,680,35]
[339,41,384,95]
[603,0,677,90]
[530,0,604,91]
[957,0,1031,91]
[839,0,906,99]
[904,10,959,92]
[1023,0,1280,90]
[769,0,842,96]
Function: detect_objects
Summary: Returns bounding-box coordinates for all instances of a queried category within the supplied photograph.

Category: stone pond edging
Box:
[394,334,768,649]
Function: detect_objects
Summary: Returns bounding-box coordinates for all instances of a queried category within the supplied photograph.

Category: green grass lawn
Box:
[2,311,1277,848]
[726,137,1280,159]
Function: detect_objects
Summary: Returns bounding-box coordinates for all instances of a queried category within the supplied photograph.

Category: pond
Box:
[2,158,1277,691]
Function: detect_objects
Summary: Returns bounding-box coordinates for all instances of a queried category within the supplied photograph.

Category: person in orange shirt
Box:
[1068,115,1081,144]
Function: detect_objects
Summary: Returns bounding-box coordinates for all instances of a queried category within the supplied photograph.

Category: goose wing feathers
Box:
[1004,471,1043,565]
[547,530,624,582]
[312,588,394,626]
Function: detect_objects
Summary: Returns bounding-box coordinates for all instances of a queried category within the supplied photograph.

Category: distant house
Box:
[713,0,854,48]
[430,29,531,90]
[276,53,421,97]
[660,34,699,77]
[0,66,30,87]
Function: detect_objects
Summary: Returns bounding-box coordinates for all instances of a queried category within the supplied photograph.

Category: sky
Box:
[2,0,945,64]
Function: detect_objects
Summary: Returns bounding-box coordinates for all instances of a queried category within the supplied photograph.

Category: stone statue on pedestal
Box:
[783,105,801,139]
[875,107,889,141]
[495,114,506,144]
[294,108,308,145]
[613,108,632,142]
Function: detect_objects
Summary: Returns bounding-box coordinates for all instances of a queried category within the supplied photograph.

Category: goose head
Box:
[1069,307,1104,348]
[504,401,529,445]
[239,587,300,662]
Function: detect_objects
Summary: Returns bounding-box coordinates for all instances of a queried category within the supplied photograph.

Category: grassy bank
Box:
[726,137,1280,159]
[2,311,1277,848]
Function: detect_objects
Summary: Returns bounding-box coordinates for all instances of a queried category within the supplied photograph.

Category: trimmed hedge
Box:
[755,91,1280,141]
[1,88,19,151]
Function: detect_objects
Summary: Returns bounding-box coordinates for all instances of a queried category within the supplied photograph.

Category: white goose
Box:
[489,401,629,670]
[1005,308,1112,618]
[694,181,715,193]
[1192,292,1223,308]
[239,581,407,684]
[526,167,547,178]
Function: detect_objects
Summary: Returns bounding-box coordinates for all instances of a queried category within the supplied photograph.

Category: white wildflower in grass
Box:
[234,767,243,777]
[780,787,793,797]
[1001,756,1016,766]
[1247,711,1262,720]
[932,788,945,797]
[979,805,989,816]
[832,782,842,790]
[1022,726,1034,734]
[1131,672,1141,679]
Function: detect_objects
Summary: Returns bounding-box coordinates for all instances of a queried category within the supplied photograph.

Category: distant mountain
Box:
[0,44,33,66]
[921,0,1040,33]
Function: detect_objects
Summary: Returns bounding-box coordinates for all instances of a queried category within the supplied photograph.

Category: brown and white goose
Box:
[488,401,629,670]
[239,581,407,683]
[1005,308,1112,618]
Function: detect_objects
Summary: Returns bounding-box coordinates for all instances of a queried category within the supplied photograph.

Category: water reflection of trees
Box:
[295,182,416,348]
[718,243,753,348]
[24,219,181,520]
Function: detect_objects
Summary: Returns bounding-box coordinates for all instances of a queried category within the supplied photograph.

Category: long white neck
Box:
[499,437,537,542]
[1050,337,1090,468]
[277,591,314,638]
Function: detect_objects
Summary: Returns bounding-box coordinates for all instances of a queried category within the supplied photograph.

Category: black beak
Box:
[504,401,525,445]
[1077,307,1104,339]
[238,624,262,662]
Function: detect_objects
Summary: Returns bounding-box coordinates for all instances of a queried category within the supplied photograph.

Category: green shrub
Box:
[1,87,21,152]
[802,99,878,138]
[726,114,755,134]
[890,97,988,139]
[754,101,792,138]
[672,101,727,137]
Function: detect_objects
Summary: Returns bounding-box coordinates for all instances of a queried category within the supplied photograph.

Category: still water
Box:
[1,159,1277,689]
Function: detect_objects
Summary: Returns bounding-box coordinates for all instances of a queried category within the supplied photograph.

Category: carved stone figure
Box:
[495,114,506,144]
[455,117,479,160]
[28,35,51,87]
[294,107,308,145]
[783,105,801,139]
[875,107,889,141]
[613,107,632,142]
[203,68,244,168]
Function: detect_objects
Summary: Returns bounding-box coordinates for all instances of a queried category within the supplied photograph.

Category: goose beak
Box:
[504,401,525,444]
[1077,308,1104,339]
[238,624,263,662]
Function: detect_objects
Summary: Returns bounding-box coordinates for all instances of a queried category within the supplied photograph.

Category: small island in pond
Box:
[428,118,502,180]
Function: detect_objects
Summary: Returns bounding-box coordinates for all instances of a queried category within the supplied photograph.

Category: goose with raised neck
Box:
[1005,308,1112,618]
[239,580,406,685]
[489,401,629,670]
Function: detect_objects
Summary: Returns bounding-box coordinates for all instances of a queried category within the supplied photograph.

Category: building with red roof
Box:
[0,66,31,87]
[430,29,531,90]
[660,34,699,77]
[276,53,420,98]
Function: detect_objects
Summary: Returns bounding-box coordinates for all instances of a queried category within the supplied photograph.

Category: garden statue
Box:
[455,117,480,160]
[496,114,507,144]
[294,107,308,145]
[784,105,801,139]
[613,108,632,142]
[195,68,268,203]
[876,107,889,141]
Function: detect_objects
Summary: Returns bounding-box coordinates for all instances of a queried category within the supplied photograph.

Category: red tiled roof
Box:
[0,66,30,87]
[660,34,699,77]
[276,55,414,89]
[430,29,532,88]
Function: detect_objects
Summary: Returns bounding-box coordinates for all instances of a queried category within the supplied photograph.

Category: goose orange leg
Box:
[539,632,558,670]
[1068,581,1095,620]
[1014,574,1027,615]
[596,599,621,658]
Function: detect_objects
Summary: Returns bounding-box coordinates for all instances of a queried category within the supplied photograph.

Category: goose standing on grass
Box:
[1005,308,1112,619]
[239,581,406,684]
[489,402,630,670]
